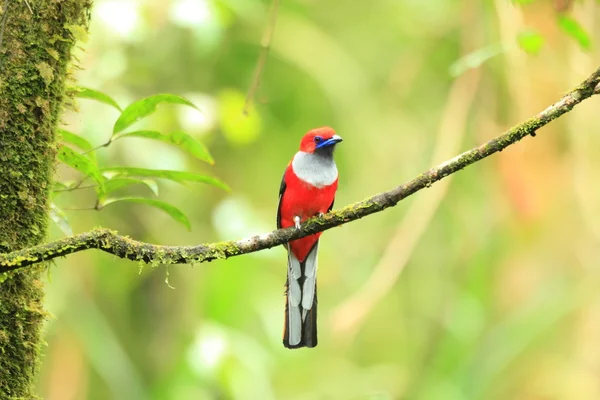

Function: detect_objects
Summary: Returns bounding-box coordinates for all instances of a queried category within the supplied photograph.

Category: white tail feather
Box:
[287,252,303,346]
[286,242,320,345]
[289,279,301,307]
[288,297,302,346]
[288,251,301,279]
[300,243,319,317]
[304,242,318,278]
[302,277,315,312]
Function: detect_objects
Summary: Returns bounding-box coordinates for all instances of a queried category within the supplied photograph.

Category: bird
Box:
[277,127,343,348]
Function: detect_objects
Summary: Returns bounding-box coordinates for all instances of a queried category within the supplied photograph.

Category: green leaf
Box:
[49,203,73,236]
[557,15,591,50]
[517,29,544,55]
[449,43,504,77]
[76,87,122,111]
[102,177,159,197]
[112,130,213,164]
[57,145,105,190]
[113,94,200,134]
[101,167,230,191]
[57,129,93,152]
[101,197,191,230]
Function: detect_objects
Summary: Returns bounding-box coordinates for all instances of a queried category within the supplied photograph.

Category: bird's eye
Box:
[314,136,323,143]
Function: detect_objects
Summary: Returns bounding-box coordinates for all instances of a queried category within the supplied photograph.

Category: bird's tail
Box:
[283,243,319,349]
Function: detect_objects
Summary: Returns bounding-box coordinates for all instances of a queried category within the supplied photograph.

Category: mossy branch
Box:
[2,66,600,273]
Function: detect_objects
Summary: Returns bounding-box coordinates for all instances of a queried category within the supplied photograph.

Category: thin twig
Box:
[81,140,111,155]
[60,207,98,211]
[23,0,31,14]
[243,0,280,115]
[1,65,600,272]
[53,184,98,193]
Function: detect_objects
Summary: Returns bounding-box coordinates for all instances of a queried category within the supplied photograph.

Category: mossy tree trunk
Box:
[0,1,92,397]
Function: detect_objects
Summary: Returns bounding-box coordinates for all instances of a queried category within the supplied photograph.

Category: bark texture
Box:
[0,1,92,397]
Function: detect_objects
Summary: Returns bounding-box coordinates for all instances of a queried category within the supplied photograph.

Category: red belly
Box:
[279,170,337,262]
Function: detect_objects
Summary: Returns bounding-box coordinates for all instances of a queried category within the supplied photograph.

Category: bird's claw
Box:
[294,216,301,230]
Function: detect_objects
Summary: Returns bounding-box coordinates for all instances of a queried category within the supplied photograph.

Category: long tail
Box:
[283,242,319,349]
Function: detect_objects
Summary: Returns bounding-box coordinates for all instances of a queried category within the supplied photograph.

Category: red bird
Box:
[277,127,343,348]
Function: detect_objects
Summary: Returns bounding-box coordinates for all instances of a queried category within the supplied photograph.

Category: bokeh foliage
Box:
[41,0,600,399]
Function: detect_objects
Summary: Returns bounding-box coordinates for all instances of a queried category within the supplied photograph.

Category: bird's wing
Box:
[276,170,287,229]
[327,198,335,213]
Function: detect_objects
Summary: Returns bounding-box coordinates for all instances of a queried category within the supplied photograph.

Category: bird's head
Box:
[299,127,343,155]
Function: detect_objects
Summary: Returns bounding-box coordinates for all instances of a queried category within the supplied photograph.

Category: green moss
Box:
[208,242,241,260]
[509,117,540,138]
[0,1,93,397]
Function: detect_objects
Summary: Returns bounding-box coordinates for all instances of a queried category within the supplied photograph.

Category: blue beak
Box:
[315,134,343,149]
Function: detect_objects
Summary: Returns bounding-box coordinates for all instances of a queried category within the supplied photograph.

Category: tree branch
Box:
[2,66,600,273]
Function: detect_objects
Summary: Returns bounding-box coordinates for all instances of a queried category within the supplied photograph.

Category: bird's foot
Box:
[294,216,301,230]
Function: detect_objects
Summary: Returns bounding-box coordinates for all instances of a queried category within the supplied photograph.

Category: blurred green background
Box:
[40,0,600,398]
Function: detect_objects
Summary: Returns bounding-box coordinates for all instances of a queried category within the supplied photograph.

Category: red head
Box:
[299,127,343,153]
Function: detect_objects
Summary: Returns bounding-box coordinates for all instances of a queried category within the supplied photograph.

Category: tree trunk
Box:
[0,1,92,397]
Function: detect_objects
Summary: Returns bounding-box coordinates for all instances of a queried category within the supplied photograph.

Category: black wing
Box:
[276,172,286,229]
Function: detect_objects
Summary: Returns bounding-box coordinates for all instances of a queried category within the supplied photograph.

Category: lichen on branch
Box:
[1,66,600,274]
